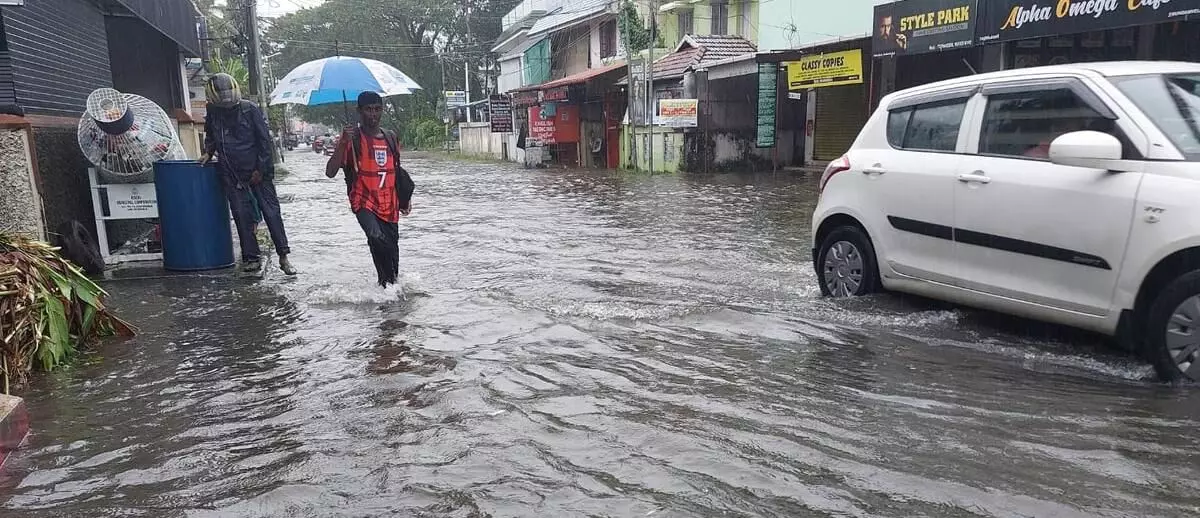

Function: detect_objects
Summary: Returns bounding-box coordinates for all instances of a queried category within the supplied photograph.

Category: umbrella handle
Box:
[342,90,350,124]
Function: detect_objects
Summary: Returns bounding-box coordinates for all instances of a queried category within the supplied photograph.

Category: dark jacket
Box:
[204,100,274,179]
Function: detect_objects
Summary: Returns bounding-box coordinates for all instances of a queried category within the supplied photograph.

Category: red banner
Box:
[528,105,580,145]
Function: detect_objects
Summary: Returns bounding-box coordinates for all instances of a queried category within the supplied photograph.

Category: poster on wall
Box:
[528,104,580,145]
[872,0,976,57]
[656,99,698,127]
[976,0,1194,44]
[489,95,513,133]
[756,63,777,148]
[786,49,864,90]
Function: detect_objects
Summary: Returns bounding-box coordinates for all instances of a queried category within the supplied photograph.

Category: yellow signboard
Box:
[786,49,864,91]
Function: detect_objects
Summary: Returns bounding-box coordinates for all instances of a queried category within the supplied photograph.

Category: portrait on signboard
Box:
[876,14,908,53]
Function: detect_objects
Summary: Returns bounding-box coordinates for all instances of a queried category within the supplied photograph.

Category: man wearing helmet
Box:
[200,73,298,276]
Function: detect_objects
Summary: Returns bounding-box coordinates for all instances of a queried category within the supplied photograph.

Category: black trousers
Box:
[223,173,291,262]
[356,209,399,287]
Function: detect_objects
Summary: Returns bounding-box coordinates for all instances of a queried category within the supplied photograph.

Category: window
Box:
[888,100,967,152]
[1114,73,1200,161]
[886,109,912,149]
[980,88,1119,159]
[739,0,751,37]
[600,20,617,58]
[711,1,728,35]
[678,11,694,37]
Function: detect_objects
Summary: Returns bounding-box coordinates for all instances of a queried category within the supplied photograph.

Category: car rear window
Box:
[887,99,967,152]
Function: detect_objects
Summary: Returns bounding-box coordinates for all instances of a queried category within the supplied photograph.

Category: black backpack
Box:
[343,126,415,209]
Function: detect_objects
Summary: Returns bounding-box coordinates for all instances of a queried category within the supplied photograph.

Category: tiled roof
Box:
[683,35,758,68]
[617,35,757,84]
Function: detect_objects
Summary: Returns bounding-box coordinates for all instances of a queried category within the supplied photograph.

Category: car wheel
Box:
[816,225,880,297]
[1144,270,1200,382]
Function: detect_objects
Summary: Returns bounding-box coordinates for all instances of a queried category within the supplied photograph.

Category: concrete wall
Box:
[659,0,758,47]
[31,126,99,245]
[499,56,524,93]
[0,125,44,239]
[621,125,683,173]
[757,1,873,51]
[459,122,509,160]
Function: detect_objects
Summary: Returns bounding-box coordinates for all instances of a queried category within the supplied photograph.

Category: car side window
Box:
[886,109,912,148]
[888,99,967,152]
[980,88,1133,159]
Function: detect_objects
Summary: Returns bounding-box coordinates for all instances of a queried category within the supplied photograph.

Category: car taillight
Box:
[819,155,851,195]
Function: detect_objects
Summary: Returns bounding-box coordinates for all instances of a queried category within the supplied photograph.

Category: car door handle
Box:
[862,165,887,175]
[957,172,991,184]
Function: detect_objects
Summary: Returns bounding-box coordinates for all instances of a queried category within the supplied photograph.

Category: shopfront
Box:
[976,0,1198,67]
[871,0,1199,104]
[786,45,872,162]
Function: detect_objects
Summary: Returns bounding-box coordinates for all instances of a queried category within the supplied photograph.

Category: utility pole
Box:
[464,1,473,123]
[620,1,637,170]
[244,0,278,163]
[646,0,656,174]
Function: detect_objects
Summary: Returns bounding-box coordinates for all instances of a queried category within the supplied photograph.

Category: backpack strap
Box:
[342,127,362,193]
[381,129,415,208]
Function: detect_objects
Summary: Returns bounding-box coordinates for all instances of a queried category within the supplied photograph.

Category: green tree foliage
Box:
[263,0,519,148]
[619,1,654,54]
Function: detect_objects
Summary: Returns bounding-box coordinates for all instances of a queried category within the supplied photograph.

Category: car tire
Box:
[1144,270,1200,382]
[816,225,880,297]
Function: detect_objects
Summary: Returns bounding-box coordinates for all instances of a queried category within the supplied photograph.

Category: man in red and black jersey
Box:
[325,91,414,287]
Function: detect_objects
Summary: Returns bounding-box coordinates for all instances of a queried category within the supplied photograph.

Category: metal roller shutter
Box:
[813,85,868,161]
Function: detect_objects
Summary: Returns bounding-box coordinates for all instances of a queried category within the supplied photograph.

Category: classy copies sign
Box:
[977,0,1196,43]
[872,0,977,57]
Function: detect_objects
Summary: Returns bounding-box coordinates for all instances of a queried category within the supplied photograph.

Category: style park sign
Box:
[872,0,1194,55]
[873,0,977,57]
[977,0,1192,43]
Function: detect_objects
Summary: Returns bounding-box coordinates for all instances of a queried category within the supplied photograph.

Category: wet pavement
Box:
[2,150,1199,517]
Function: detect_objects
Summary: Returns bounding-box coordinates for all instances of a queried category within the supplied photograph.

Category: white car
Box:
[812,61,1200,382]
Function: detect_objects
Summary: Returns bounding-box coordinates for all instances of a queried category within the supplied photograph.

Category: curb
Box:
[0,394,29,469]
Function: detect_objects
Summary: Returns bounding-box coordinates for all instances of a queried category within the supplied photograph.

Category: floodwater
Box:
[2,150,1198,517]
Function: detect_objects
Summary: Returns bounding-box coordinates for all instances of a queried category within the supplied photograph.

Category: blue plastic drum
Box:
[153,160,235,271]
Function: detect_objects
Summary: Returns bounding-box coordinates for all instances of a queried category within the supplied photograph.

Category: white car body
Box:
[813,61,1200,343]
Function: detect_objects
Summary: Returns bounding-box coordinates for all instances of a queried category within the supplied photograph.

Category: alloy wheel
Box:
[823,240,864,297]
[1165,295,1200,378]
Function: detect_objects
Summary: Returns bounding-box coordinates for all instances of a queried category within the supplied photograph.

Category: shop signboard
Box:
[786,49,864,90]
[977,0,1195,44]
[512,90,540,108]
[489,95,513,133]
[445,90,468,107]
[528,104,580,145]
[542,86,570,103]
[656,99,698,127]
[872,0,977,57]
[756,63,777,148]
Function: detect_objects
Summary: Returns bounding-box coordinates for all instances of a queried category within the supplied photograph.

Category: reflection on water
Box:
[2,151,1199,517]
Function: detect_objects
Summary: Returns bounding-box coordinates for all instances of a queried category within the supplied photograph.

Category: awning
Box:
[659,0,702,12]
[117,0,202,57]
[497,35,546,62]
[511,61,627,93]
[528,0,612,37]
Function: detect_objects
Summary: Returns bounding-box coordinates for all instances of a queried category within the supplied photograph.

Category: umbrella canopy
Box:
[269,56,422,106]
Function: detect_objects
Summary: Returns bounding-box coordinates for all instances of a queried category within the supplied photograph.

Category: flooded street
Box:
[3,150,1199,517]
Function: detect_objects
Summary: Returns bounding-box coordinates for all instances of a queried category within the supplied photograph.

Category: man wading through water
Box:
[326,91,415,287]
[201,73,298,275]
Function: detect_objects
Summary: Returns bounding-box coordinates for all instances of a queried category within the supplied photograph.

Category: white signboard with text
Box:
[105,183,159,219]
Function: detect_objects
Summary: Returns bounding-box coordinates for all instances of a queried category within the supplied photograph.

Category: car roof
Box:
[888,61,1200,100]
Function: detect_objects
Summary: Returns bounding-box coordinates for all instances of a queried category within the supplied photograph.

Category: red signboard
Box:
[542,86,570,102]
[528,105,580,145]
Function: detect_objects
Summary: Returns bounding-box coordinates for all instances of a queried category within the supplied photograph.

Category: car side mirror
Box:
[1048,130,1126,171]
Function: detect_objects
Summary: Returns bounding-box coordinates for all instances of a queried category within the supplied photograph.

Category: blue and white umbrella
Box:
[269,56,422,106]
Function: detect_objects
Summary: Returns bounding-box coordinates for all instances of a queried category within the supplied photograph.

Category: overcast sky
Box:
[258,0,326,18]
